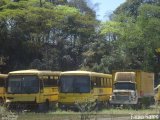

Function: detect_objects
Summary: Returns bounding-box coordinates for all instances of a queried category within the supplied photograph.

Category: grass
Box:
[100,108,160,115]
[16,109,160,120]
[1,106,160,120]
[18,113,80,120]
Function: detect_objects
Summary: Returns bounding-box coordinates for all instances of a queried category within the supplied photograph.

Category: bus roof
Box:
[8,69,61,76]
[61,70,112,77]
[0,74,8,78]
[61,71,93,74]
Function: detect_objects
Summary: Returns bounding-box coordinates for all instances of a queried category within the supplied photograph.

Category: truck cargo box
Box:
[136,71,154,97]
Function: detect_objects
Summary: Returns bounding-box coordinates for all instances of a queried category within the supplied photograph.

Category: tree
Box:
[0,0,98,72]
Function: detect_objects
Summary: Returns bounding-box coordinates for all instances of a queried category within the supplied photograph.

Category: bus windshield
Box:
[59,75,90,93]
[0,78,5,87]
[7,75,39,94]
[114,82,135,90]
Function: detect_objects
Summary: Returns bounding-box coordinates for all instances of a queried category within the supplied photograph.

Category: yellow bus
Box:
[58,71,112,110]
[0,74,7,103]
[5,69,60,111]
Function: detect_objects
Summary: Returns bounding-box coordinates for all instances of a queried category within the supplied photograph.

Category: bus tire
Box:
[37,101,49,112]
[49,102,57,111]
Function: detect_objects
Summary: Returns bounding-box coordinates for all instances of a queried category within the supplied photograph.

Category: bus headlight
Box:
[6,99,11,103]
[110,95,115,101]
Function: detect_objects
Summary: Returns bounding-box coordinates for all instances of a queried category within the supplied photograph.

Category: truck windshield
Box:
[7,75,39,94]
[59,75,90,93]
[114,82,135,90]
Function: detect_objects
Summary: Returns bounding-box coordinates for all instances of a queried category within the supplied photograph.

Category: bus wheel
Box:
[94,100,100,111]
[49,102,57,111]
[37,101,49,112]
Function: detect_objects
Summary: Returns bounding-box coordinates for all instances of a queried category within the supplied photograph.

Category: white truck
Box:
[109,70,154,108]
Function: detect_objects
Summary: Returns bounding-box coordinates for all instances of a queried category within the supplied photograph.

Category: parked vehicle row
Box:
[0,69,159,111]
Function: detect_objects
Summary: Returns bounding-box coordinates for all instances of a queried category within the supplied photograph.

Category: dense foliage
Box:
[82,0,160,73]
[0,0,98,72]
[0,0,160,77]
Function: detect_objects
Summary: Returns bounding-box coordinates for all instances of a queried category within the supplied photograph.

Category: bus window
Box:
[7,76,39,94]
[43,76,58,87]
[95,77,101,87]
[101,78,104,87]
[0,78,5,87]
[104,78,107,87]
[107,79,110,87]
[109,78,112,87]
[60,75,90,93]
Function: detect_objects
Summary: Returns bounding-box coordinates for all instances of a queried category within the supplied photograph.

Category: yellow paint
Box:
[5,70,60,105]
[0,74,7,102]
[58,71,112,105]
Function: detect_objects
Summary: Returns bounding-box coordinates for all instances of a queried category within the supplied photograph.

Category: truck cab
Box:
[110,81,138,105]
[110,71,154,108]
[109,72,138,106]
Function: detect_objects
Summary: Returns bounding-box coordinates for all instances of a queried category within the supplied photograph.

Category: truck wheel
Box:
[104,101,111,109]
[136,101,142,109]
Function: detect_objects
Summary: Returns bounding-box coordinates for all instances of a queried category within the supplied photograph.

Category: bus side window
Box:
[110,78,112,87]
[109,79,110,87]
[52,76,58,87]
[91,81,94,89]
[91,76,95,89]
[0,78,4,87]
[40,79,43,93]
[104,78,107,87]
[96,77,100,87]
[94,77,97,86]
[101,78,103,87]
[110,79,112,87]
[106,78,108,87]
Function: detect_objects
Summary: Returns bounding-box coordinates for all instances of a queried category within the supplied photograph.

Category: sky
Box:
[91,0,126,21]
